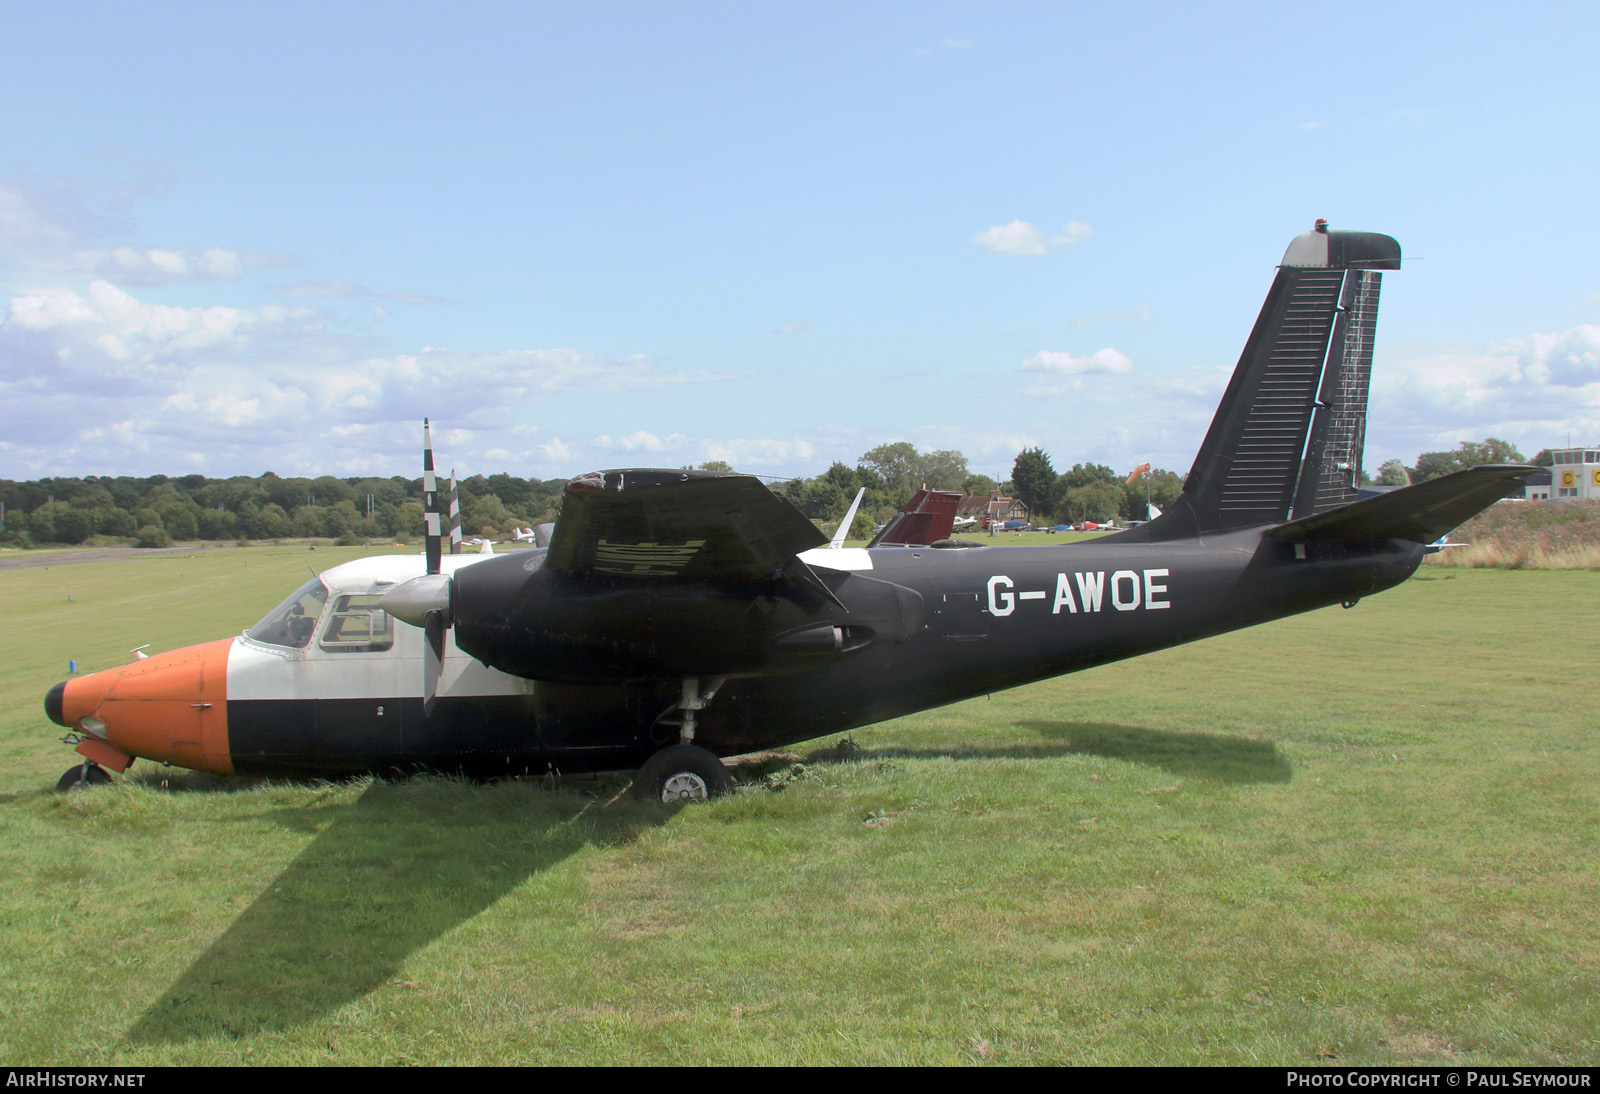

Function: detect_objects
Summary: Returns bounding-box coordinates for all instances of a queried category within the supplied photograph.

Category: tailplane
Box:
[1112,222,1401,543]
[1268,464,1536,547]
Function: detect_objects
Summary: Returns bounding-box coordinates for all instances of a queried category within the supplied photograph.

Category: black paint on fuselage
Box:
[234,526,1418,776]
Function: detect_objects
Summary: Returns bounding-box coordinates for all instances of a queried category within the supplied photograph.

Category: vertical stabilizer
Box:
[868,488,963,546]
[1109,223,1400,542]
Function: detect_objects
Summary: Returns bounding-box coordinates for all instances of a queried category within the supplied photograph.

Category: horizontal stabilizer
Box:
[1268,465,1536,546]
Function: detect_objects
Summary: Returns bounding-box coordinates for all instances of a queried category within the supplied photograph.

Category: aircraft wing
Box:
[544,469,827,582]
[445,470,893,683]
[1268,464,1536,546]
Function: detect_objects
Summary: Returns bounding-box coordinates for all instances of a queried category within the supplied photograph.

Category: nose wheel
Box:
[632,744,733,803]
[56,762,113,792]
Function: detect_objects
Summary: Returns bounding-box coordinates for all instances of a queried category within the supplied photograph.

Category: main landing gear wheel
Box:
[57,763,113,792]
[633,745,733,804]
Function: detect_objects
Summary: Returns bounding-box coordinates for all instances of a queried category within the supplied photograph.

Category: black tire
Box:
[632,745,733,804]
[57,763,113,792]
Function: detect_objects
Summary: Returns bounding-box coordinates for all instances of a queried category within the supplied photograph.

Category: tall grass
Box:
[1424,499,1600,570]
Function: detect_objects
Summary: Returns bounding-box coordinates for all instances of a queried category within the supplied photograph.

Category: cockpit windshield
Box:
[246,577,329,649]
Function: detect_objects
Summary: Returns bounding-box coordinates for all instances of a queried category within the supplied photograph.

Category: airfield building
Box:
[1548,449,1600,501]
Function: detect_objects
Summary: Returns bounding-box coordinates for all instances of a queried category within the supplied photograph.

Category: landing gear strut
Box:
[57,762,113,792]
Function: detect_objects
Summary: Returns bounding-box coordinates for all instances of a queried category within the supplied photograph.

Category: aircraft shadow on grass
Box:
[126,721,1280,1041]
[802,721,1292,785]
[126,780,660,1044]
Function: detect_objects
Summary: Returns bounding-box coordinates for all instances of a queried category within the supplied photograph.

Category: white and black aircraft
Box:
[45,223,1536,801]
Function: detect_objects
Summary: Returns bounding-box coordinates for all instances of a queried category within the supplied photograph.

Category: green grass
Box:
[1,551,1596,1065]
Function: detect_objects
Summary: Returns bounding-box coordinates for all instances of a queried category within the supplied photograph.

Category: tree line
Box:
[1371,438,1542,487]
[0,437,1549,549]
[1009,448,1183,524]
[0,471,571,549]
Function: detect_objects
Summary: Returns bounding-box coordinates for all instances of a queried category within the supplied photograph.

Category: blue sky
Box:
[3,2,1597,484]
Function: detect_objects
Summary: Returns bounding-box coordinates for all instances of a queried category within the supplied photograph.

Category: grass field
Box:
[0,546,1595,1065]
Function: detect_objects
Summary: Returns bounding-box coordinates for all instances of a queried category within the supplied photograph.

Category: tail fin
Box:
[868,487,963,546]
[1114,223,1401,543]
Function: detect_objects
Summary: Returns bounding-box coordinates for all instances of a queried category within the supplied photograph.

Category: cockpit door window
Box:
[318,594,395,653]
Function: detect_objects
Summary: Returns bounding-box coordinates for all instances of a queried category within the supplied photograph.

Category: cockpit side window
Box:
[318,594,395,653]
[246,577,329,649]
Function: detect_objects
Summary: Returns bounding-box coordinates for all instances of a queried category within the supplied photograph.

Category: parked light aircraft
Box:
[44,224,1536,801]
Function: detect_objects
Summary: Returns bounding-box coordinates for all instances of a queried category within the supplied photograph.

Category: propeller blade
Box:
[448,469,462,555]
[423,611,446,717]
[423,419,442,576]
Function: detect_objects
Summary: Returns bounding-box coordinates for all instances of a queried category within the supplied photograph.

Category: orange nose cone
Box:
[60,639,234,775]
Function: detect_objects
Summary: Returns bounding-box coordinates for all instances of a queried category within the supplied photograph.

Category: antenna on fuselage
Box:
[829,487,866,549]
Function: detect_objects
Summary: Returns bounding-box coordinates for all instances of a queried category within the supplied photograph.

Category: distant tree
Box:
[858,442,920,499]
[1063,481,1124,523]
[290,505,323,538]
[1530,449,1554,467]
[196,508,238,540]
[134,524,171,549]
[51,506,91,545]
[1050,463,1120,518]
[1375,459,1411,486]
[463,493,511,535]
[698,460,734,473]
[157,504,199,541]
[917,450,969,492]
[99,506,137,538]
[859,442,969,500]
[27,506,56,543]
[1120,468,1183,521]
[1058,462,1118,490]
[962,473,998,496]
[1011,447,1056,518]
[387,500,425,539]
[1412,438,1527,482]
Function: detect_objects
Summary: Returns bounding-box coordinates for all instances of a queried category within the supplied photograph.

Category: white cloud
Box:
[972,220,1048,256]
[1069,303,1156,329]
[1022,347,1134,375]
[913,37,976,56]
[0,280,747,477]
[771,319,812,335]
[0,175,295,287]
[95,245,249,284]
[1367,324,1600,462]
[1387,107,1439,127]
[972,219,1092,256]
[276,281,450,305]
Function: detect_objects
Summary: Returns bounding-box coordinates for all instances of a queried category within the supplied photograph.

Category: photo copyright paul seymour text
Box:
[1287,1075,1591,1088]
